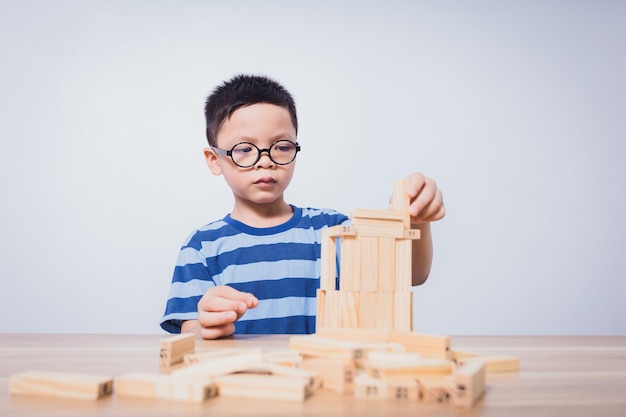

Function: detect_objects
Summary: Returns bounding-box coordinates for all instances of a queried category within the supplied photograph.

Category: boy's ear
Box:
[203,148,223,176]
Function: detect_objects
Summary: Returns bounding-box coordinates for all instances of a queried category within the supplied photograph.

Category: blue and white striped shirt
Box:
[160,206,349,334]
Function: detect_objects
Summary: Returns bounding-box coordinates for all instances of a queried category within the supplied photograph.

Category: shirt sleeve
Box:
[160,245,216,333]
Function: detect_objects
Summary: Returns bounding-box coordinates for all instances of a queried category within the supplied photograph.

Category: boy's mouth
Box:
[254,177,276,185]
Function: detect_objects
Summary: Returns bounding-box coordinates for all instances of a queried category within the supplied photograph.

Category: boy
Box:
[160,74,445,339]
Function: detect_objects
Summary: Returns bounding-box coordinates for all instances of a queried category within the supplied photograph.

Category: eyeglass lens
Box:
[231,140,299,167]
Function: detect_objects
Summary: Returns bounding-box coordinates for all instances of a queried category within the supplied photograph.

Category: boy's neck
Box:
[230,200,294,228]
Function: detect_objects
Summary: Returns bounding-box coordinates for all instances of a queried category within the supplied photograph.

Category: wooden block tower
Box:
[316,179,420,332]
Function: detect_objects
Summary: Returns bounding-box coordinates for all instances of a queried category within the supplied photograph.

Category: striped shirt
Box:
[160,206,349,334]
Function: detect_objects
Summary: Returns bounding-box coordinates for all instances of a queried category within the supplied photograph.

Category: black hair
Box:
[204,74,298,147]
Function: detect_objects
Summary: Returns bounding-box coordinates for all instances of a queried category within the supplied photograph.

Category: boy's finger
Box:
[409,184,436,217]
[210,286,258,307]
[412,190,445,223]
[200,322,236,339]
[198,310,237,328]
[406,173,426,198]
[199,295,248,314]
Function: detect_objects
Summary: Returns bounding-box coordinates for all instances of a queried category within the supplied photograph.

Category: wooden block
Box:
[320,228,338,290]
[373,292,395,330]
[9,371,113,400]
[357,292,395,330]
[159,333,195,369]
[316,288,327,330]
[316,328,391,344]
[359,291,394,330]
[183,348,247,366]
[394,239,412,291]
[351,209,407,222]
[324,225,356,238]
[389,332,452,360]
[172,350,264,378]
[393,291,413,332]
[158,361,186,375]
[238,361,322,391]
[338,290,360,328]
[387,378,420,401]
[354,374,419,401]
[358,292,377,329]
[299,357,355,393]
[377,237,396,292]
[450,349,480,363]
[359,237,379,292]
[351,217,405,238]
[404,228,421,239]
[261,349,303,368]
[354,374,387,400]
[391,179,411,228]
[365,350,422,365]
[324,290,341,328]
[367,358,454,380]
[115,372,216,403]
[240,362,316,379]
[289,335,366,363]
[339,236,359,291]
[214,374,313,402]
[458,355,520,373]
[453,360,486,408]
[417,377,454,404]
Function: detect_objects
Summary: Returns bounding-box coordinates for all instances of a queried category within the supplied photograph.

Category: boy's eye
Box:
[232,145,254,154]
[274,143,295,152]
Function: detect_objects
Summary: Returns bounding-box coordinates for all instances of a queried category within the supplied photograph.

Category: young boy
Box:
[160,74,445,339]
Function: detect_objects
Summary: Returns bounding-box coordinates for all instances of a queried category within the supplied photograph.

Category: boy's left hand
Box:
[397,172,445,224]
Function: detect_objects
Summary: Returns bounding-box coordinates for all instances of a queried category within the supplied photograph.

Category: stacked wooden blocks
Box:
[317,179,419,332]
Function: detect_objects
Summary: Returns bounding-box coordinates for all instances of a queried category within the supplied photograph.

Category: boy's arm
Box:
[403,172,445,286]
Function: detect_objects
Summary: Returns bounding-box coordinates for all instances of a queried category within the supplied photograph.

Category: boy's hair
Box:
[204,74,298,147]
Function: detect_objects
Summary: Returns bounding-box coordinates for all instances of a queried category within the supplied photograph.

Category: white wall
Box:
[1,1,624,335]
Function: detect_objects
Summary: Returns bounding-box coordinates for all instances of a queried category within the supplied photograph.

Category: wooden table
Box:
[1,334,625,416]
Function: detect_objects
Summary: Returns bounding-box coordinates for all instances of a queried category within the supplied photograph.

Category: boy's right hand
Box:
[183,285,258,340]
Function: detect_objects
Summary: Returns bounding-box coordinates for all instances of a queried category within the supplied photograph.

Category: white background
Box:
[1,1,624,335]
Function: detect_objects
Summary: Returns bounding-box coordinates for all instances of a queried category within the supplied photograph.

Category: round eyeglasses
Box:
[212,140,301,168]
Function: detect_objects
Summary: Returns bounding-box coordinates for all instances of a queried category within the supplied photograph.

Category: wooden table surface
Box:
[1,334,625,416]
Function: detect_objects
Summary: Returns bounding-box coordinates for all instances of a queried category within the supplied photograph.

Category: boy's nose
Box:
[255,150,275,168]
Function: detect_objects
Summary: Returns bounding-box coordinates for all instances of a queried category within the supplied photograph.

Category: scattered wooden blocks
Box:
[9,371,113,400]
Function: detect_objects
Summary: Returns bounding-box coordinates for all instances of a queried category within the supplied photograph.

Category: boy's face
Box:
[204,103,298,209]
